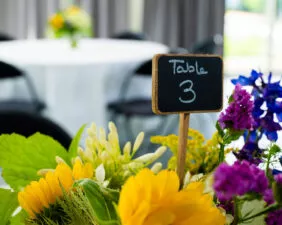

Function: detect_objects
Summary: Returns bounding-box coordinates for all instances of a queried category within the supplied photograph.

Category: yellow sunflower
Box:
[118,169,225,225]
[18,159,93,218]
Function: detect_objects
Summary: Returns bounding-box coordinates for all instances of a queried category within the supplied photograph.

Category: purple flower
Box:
[263,188,275,205]
[274,174,282,185]
[213,160,269,202]
[265,209,282,225]
[219,84,254,131]
[217,201,234,215]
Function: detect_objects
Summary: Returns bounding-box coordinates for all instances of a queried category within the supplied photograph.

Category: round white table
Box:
[0,39,168,135]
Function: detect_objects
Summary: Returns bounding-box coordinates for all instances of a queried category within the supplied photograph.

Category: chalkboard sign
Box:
[152,54,223,114]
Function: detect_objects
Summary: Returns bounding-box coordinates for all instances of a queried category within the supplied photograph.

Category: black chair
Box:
[0,32,13,41]
[111,31,147,40]
[0,110,72,149]
[190,34,223,54]
[0,61,45,114]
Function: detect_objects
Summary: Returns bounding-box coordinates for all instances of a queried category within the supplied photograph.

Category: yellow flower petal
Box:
[118,169,225,225]
[30,181,49,209]
[154,170,179,201]
[38,178,53,204]
[22,186,42,214]
[72,158,83,180]
[145,209,175,225]
[55,163,73,192]
[18,160,93,219]
[18,192,36,218]
[83,162,94,178]
[45,171,62,201]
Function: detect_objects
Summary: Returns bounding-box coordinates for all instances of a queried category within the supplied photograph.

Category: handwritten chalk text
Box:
[168,59,208,75]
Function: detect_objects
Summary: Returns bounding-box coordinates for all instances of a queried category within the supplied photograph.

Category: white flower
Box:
[95,164,105,183]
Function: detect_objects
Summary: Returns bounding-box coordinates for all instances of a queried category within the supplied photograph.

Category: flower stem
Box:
[232,198,242,225]
[219,142,225,163]
[266,150,272,179]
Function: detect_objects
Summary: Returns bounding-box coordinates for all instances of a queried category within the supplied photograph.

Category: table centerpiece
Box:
[47,5,92,48]
[0,69,282,224]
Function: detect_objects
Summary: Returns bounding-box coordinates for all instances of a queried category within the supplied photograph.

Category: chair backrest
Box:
[0,32,13,41]
[191,34,223,54]
[0,111,72,149]
[169,47,189,54]
[0,61,41,103]
[112,31,147,40]
[135,60,152,76]
[116,59,152,101]
[0,61,23,79]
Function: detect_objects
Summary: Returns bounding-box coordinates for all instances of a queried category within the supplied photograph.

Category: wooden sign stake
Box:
[177,113,190,188]
[152,54,223,188]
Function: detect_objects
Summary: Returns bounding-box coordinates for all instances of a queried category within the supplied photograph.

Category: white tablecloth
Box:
[0,39,168,135]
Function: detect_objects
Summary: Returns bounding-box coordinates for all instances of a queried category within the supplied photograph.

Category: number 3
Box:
[179,80,196,104]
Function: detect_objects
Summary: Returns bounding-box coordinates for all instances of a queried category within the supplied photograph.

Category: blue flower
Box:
[231,70,262,86]
[253,97,264,118]
[272,169,282,175]
[260,112,281,141]
[233,70,282,142]
[233,141,263,165]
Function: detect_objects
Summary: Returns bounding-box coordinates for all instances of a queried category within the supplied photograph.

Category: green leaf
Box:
[0,188,19,225]
[239,199,266,225]
[216,121,224,137]
[77,179,120,225]
[0,133,70,191]
[68,124,86,159]
[269,144,281,156]
[9,210,26,225]
[223,130,243,144]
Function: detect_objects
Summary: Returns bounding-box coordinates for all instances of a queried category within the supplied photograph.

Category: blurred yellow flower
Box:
[65,5,81,16]
[118,168,225,225]
[49,14,64,30]
[18,160,93,218]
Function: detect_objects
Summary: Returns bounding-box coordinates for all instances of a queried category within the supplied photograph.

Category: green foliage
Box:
[26,187,98,225]
[224,35,265,57]
[0,188,19,225]
[268,144,281,156]
[239,199,266,224]
[216,121,224,138]
[77,179,120,225]
[68,124,86,159]
[222,130,244,144]
[9,210,26,225]
[0,133,70,191]
[241,0,265,13]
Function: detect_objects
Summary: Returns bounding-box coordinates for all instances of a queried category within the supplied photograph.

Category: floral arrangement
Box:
[47,5,92,48]
[1,70,282,225]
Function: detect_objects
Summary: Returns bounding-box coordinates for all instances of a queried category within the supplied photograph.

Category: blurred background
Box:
[0,0,281,154]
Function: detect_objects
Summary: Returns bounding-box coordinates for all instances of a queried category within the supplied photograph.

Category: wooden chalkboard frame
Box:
[152,54,224,115]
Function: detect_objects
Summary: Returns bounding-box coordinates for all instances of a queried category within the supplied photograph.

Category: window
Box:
[224,0,281,76]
